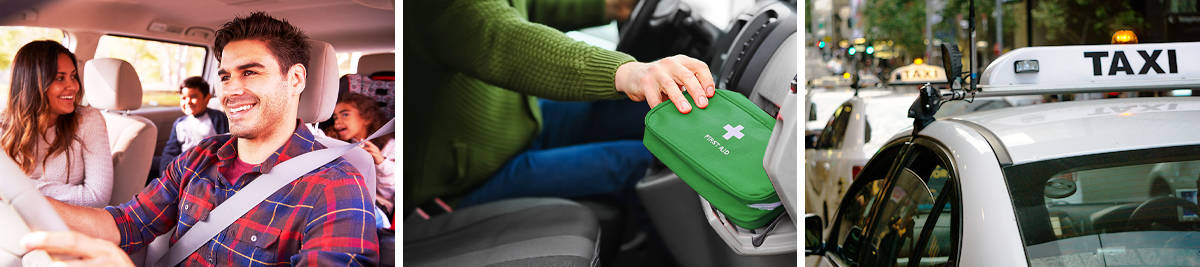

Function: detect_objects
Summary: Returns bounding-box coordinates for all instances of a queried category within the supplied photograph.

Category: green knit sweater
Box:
[403,0,637,210]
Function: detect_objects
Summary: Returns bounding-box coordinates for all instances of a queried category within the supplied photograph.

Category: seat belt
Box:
[155,119,394,267]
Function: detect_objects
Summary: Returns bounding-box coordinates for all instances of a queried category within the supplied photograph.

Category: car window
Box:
[0,26,67,94]
[94,35,207,109]
[863,115,872,144]
[816,103,852,149]
[863,145,957,266]
[336,52,363,77]
[1005,147,1200,266]
[829,144,902,264]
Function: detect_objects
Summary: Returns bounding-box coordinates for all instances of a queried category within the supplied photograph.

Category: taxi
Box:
[888,59,947,86]
[805,41,1200,266]
[804,59,1023,224]
[805,88,914,222]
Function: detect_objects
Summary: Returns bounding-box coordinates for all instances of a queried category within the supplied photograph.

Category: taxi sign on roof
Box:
[977,42,1200,96]
[889,63,947,85]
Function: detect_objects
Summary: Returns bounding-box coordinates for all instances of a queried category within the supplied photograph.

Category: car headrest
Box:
[356,53,393,76]
[84,58,142,111]
[299,40,338,123]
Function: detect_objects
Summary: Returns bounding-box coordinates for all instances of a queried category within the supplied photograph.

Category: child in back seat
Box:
[155,76,228,174]
[327,92,395,228]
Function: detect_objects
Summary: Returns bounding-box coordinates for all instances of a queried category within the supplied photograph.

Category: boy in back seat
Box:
[153,76,228,176]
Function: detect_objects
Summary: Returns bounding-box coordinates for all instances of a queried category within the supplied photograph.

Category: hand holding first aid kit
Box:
[643,89,781,229]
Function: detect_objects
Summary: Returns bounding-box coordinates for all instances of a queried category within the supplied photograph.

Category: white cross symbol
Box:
[722,124,744,140]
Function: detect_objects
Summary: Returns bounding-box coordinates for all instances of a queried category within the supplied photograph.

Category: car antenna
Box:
[967,0,977,94]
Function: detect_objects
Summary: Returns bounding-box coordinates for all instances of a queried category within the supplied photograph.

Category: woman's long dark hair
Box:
[335,93,393,147]
[1,40,83,174]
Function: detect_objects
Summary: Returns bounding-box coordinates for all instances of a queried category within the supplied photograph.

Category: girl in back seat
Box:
[0,40,113,208]
[327,93,395,226]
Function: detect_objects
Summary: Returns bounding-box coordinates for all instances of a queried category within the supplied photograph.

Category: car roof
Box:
[2,0,394,53]
[857,93,917,150]
[806,88,899,130]
[947,96,1200,165]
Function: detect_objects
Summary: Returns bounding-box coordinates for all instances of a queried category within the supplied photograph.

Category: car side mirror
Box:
[805,213,824,255]
[940,43,963,84]
[808,102,817,121]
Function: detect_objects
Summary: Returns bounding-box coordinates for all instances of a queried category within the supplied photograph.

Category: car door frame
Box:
[816,136,964,266]
[815,137,905,266]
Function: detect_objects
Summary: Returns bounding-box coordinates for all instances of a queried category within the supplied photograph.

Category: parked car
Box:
[804,89,913,220]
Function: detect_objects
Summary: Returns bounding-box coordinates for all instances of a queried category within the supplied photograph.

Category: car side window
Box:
[829,144,901,265]
[94,35,207,109]
[863,145,958,266]
[863,115,872,144]
[816,104,852,149]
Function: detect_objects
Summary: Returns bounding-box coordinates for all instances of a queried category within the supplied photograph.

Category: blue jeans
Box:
[457,99,653,207]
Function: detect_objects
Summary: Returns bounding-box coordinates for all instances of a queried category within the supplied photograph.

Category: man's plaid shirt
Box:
[105,123,378,266]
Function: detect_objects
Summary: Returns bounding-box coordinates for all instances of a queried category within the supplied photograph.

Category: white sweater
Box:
[27,106,113,208]
[376,138,395,201]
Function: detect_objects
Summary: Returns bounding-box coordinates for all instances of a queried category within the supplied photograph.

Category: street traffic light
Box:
[819,40,826,48]
[848,46,857,56]
[865,45,874,55]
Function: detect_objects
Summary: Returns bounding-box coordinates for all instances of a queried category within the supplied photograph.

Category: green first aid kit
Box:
[643,89,781,229]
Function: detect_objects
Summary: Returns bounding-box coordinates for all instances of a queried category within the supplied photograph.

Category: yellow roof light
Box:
[914,58,924,65]
[1112,30,1138,44]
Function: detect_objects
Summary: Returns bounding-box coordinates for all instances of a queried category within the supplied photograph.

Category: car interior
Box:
[0,0,394,266]
[1001,156,1200,265]
[403,0,800,266]
[1018,160,1200,243]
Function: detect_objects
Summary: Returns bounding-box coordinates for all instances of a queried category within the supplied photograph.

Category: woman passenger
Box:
[0,40,112,207]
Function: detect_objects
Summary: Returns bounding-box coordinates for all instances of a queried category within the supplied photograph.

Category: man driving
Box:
[20,12,377,266]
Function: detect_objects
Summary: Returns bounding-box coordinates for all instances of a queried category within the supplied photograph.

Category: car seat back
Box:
[83,58,157,207]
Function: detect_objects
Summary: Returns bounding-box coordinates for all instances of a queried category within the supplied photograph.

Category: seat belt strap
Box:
[156,119,393,267]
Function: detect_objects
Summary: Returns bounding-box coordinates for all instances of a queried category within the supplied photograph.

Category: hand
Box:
[360,141,385,165]
[614,55,715,114]
[20,231,133,267]
[606,0,637,22]
[376,193,394,214]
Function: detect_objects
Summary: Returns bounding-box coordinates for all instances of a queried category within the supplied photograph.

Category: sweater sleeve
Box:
[424,0,635,101]
[35,107,113,207]
[527,0,609,32]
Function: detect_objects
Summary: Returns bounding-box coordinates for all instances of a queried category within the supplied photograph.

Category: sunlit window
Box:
[337,52,364,77]
[0,26,68,95]
[95,35,207,108]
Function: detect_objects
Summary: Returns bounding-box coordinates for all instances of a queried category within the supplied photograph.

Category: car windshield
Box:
[1004,146,1200,266]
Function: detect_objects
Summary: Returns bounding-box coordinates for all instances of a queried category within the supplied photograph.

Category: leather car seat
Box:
[83,58,157,207]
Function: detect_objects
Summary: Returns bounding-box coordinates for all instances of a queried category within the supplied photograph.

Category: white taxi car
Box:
[805,89,914,221]
[804,87,1027,223]
[806,42,1200,266]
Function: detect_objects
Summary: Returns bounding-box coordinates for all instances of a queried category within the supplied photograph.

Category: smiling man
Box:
[21,12,378,266]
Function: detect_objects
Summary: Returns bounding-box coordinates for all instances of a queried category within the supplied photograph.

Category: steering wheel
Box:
[616,0,679,61]
[0,152,70,266]
[1128,196,1200,231]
